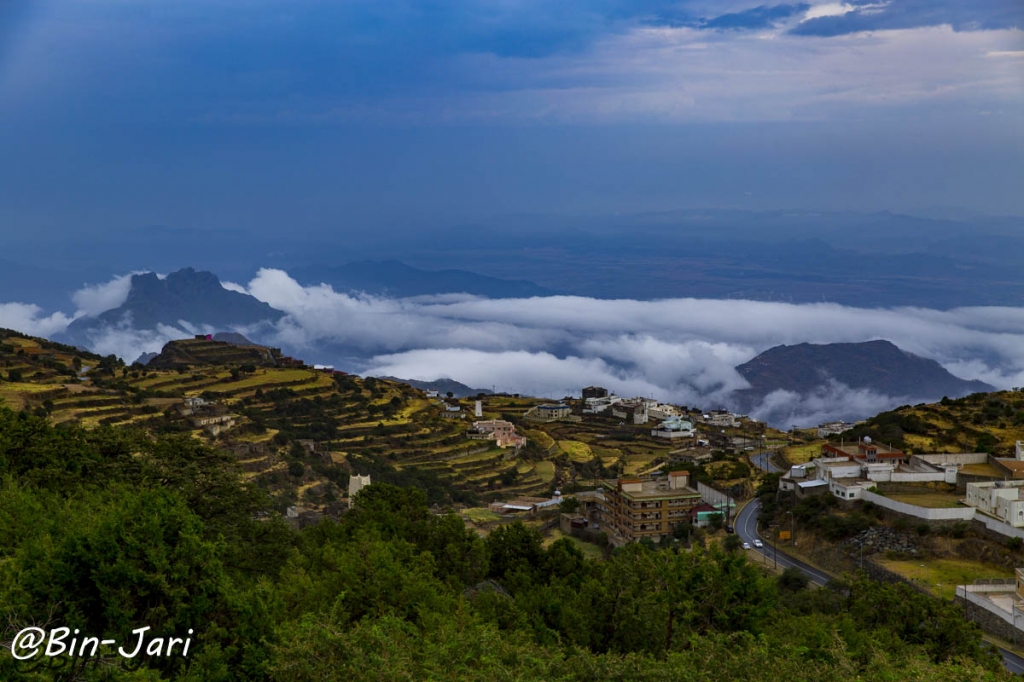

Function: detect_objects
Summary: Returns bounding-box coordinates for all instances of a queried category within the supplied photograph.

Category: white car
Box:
[742,542,751,550]
[753,539,764,548]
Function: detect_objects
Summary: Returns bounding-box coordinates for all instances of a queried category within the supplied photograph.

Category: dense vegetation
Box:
[838,390,1024,455]
[0,407,1010,680]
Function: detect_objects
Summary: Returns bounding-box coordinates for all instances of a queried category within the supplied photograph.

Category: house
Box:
[651,416,695,440]
[582,386,609,400]
[828,478,872,501]
[648,404,681,421]
[488,495,554,515]
[611,400,648,424]
[441,402,464,419]
[795,479,829,497]
[466,419,526,448]
[966,481,1024,527]
[956,569,1024,641]
[583,395,621,414]
[704,410,738,428]
[597,471,702,545]
[525,403,572,422]
[687,501,722,527]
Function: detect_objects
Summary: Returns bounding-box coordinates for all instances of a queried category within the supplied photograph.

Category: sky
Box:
[0,0,1022,243]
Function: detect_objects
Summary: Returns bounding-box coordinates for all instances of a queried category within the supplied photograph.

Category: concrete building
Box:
[598,471,702,545]
[583,395,622,414]
[648,404,682,421]
[704,410,738,428]
[525,403,572,422]
[611,400,648,425]
[582,386,609,400]
[817,421,853,438]
[467,419,526,448]
[441,403,464,419]
[966,481,1024,527]
[651,415,695,440]
[349,474,372,500]
[796,479,829,497]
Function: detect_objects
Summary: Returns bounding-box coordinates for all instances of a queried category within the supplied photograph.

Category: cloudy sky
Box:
[6,268,1024,427]
[0,0,1021,242]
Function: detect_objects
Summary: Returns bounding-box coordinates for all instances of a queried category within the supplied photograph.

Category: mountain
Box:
[734,340,993,407]
[146,337,283,370]
[384,376,493,398]
[57,268,283,350]
[292,260,554,298]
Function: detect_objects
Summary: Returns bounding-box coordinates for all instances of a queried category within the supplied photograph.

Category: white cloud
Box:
[71,273,136,317]
[219,268,1024,425]
[803,3,859,21]
[0,303,78,338]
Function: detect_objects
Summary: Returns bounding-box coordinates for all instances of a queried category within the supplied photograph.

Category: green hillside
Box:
[836,390,1024,455]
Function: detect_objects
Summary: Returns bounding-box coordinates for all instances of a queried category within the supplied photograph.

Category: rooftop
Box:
[601,477,700,500]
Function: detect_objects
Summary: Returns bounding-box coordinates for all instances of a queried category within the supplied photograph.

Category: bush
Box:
[288,461,305,478]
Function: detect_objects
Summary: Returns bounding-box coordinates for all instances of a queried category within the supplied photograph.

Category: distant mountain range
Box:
[291,260,555,298]
[382,376,493,398]
[56,268,282,349]
[734,340,993,408]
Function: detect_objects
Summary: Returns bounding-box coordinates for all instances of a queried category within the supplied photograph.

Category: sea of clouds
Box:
[4,267,1024,427]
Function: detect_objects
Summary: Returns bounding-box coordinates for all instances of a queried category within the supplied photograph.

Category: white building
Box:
[704,411,737,428]
[349,474,372,500]
[648,404,681,421]
[966,481,1024,527]
[611,400,648,424]
[817,421,853,438]
[651,416,695,440]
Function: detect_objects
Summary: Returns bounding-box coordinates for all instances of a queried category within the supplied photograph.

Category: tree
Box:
[723,534,743,552]
[7,368,22,382]
[778,567,809,592]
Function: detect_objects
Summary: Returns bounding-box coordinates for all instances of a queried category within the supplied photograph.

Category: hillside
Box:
[836,390,1024,456]
[146,338,283,369]
[736,340,992,405]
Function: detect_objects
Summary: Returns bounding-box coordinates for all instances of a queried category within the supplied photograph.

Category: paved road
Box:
[735,498,831,584]
[750,452,781,474]
[737,497,1024,674]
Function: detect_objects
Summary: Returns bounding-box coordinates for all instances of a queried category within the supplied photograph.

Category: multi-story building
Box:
[582,386,609,400]
[598,471,702,545]
[466,419,526,448]
[525,403,572,422]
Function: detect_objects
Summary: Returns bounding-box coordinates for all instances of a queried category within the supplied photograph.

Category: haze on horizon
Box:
[0,0,1022,247]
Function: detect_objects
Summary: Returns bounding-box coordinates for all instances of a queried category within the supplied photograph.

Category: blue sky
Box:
[0,0,1022,239]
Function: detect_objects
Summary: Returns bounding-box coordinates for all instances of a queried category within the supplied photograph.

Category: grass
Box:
[559,440,595,463]
[877,558,1009,600]
[2,382,66,393]
[781,441,825,465]
[886,492,964,509]
[543,529,604,560]
[534,461,555,483]
[463,508,502,524]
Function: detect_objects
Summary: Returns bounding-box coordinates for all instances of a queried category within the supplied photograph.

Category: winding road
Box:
[737,497,1024,674]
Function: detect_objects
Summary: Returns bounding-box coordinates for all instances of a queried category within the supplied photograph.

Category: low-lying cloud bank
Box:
[4,267,1024,427]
